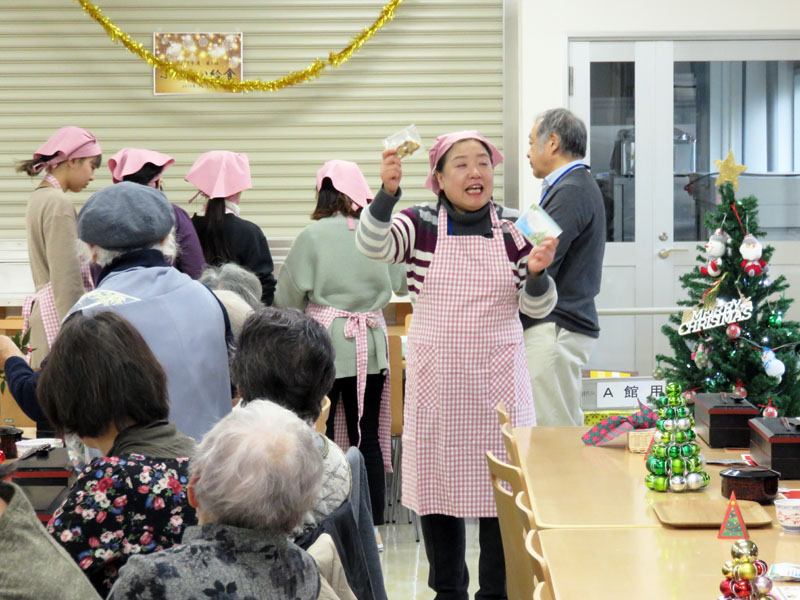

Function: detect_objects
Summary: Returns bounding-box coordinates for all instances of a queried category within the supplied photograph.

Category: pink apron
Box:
[402,203,535,517]
[305,302,393,472]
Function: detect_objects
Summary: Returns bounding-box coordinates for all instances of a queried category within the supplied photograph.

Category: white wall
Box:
[514,0,800,204]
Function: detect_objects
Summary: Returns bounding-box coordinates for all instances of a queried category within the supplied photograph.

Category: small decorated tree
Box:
[718,539,774,600]
[644,382,710,493]
[657,151,800,417]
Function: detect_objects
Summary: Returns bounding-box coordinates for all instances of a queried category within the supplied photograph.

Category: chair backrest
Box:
[316,395,331,434]
[501,421,533,503]
[486,451,535,600]
[404,313,412,334]
[388,334,404,436]
[515,490,544,559]
[533,580,553,600]
[496,401,511,427]
[526,529,552,599]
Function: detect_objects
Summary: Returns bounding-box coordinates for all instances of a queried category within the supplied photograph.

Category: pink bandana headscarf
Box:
[424,130,503,195]
[316,160,374,210]
[32,126,102,174]
[185,151,252,203]
[108,148,175,186]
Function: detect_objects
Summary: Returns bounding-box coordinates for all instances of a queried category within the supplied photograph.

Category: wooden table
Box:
[539,527,800,600]
[515,427,800,599]
[514,426,798,530]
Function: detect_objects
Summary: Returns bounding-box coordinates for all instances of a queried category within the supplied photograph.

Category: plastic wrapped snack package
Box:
[383,124,423,159]
[515,203,563,246]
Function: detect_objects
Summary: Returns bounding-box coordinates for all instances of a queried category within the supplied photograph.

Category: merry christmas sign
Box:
[679,297,753,336]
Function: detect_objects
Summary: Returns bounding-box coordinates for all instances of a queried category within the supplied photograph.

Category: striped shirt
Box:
[356,189,557,318]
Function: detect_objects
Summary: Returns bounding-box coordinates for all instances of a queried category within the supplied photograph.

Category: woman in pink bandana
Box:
[108,148,206,279]
[275,160,406,539]
[15,126,102,369]
[187,151,276,305]
[356,131,559,599]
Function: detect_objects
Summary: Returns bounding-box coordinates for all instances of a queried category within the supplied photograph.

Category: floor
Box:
[378,508,481,599]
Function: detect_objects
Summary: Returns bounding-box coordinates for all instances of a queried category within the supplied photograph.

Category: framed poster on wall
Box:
[153,33,243,95]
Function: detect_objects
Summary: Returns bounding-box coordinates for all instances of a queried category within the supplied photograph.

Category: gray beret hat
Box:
[77,181,176,250]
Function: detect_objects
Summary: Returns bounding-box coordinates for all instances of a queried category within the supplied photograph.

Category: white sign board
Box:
[596,379,667,409]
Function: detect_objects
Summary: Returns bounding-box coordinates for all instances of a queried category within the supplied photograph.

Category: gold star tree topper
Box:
[714,150,748,189]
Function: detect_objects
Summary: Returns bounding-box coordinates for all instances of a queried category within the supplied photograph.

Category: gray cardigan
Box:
[521,166,606,337]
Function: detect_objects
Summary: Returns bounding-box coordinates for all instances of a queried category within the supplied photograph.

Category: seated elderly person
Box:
[0,468,102,600]
[232,307,351,537]
[108,400,322,600]
[37,311,197,595]
[199,262,263,310]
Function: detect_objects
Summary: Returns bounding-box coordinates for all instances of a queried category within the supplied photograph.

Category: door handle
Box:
[658,248,688,259]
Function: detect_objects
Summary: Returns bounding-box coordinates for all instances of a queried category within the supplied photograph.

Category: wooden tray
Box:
[652,498,773,528]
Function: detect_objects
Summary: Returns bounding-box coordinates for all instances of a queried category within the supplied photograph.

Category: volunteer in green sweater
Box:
[275,159,406,533]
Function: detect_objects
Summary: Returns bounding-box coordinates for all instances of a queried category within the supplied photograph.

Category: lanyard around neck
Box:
[540,164,588,205]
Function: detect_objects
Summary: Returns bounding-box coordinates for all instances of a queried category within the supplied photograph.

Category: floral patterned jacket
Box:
[47,454,197,595]
[107,523,320,600]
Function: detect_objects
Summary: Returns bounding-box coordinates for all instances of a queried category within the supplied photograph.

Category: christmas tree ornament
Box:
[669,475,687,492]
[653,365,665,379]
[767,311,783,326]
[734,562,757,580]
[758,398,779,418]
[0,449,5,463]
[722,561,736,578]
[686,471,704,490]
[682,389,697,403]
[732,380,747,398]
[752,576,772,594]
[720,579,733,596]
[714,149,748,189]
[753,560,768,577]
[740,234,768,277]
[666,382,682,395]
[726,322,742,339]
[731,539,758,560]
[653,476,669,492]
[761,348,785,381]
[732,580,752,597]
[693,345,709,368]
[701,229,728,277]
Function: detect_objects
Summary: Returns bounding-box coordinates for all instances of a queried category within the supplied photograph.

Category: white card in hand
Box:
[515,204,562,245]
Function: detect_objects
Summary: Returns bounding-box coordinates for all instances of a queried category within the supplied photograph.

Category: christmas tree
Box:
[644,382,710,493]
[656,151,800,417]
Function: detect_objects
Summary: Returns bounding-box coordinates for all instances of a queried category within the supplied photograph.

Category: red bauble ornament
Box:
[753,560,768,576]
[733,580,752,598]
[0,449,5,463]
[720,579,733,596]
[760,398,780,418]
[733,381,747,398]
[726,323,742,339]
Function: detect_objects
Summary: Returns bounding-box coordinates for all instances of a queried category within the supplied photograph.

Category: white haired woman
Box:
[108,401,323,600]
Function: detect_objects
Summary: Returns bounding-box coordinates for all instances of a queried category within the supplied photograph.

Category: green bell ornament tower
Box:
[645,382,711,493]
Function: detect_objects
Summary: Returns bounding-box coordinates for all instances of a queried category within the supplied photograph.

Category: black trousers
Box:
[326,373,386,526]
[419,514,506,600]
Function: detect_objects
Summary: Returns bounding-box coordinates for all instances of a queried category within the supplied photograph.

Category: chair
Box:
[487,451,535,600]
[533,580,553,600]
[515,490,544,564]
[404,313,412,334]
[316,396,331,434]
[501,421,532,503]
[496,401,511,427]
[386,334,419,541]
[527,529,553,600]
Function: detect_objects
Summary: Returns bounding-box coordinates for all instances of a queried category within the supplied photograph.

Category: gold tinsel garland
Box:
[76,0,405,93]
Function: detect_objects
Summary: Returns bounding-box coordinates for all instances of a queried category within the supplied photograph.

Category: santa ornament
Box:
[700,229,728,278]
[740,233,768,277]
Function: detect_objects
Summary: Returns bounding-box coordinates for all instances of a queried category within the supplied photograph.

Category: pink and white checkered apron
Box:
[401,203,535,517]
[305,302,393,472]
[21,175,94,359]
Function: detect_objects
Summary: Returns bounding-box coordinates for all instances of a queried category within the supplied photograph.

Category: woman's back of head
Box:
[38,311,169,439]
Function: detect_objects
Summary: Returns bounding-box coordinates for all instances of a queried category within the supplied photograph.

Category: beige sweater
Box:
[25,186,85,366]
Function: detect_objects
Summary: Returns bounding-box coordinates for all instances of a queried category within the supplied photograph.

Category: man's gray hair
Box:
[190,400,323,532]
[199,263,263,310]
[535,108,587,159]
[78,229,178,268]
